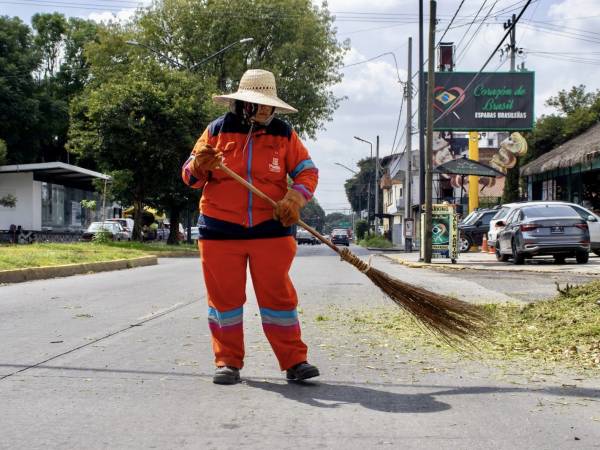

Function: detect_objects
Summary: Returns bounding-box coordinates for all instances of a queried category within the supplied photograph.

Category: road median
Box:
[383,252,600,275]
[0,255,157,284]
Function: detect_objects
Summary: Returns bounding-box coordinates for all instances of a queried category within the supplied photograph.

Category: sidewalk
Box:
[383,249,600,275]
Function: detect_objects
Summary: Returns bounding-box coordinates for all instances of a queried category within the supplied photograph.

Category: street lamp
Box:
[125,40,187,69]
[334,162,357,175]
[126,37,254,71]
[189,38,253,71]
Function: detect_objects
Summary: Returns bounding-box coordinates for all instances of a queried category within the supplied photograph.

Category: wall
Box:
[0,172,35,230]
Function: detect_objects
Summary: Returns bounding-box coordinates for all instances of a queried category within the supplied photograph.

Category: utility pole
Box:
[375,135,380,235]
[405,37,413,251]
[418,0,425,212]
[504,14,519,72]
[424,0,436,263]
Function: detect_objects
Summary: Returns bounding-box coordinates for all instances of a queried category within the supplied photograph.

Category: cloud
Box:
[88,8,138,24]
[548,0,600,18]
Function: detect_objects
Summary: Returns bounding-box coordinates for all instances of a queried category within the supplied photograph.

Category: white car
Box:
[488,201,600,255]
[487,203,518,247]
[105,218,134,240]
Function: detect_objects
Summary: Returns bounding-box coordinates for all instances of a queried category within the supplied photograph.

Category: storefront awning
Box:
[0,162,110,189]
[434,156,504,177]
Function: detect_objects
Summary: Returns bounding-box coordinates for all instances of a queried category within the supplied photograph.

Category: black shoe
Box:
[213,366,241,385]
[286,362,320,381]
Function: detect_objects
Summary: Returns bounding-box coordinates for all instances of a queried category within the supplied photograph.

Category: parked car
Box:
[458,208,497,252]
[331,229,350,246]
[105,218,133,240]
[156,223,185,241]
[495,204,591,264]
[487,203,518,248]
[489,201,600,255]
[81,222,129,242]
[296,229,319,245]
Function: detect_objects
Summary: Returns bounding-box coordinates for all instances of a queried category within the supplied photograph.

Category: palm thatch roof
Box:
[521,122,600,176]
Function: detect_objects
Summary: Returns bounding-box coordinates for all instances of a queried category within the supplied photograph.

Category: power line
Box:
[454,0,489,55]
[456,0,501,65]
[436,0,467,44]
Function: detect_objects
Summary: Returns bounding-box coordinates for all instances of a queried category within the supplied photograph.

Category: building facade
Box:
[0,162,116,233]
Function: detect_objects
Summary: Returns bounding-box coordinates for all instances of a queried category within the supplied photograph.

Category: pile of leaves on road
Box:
[482,280,600,371]
[322,280,600,372]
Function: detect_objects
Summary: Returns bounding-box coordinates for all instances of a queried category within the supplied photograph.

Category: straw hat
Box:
[212,69,297,114]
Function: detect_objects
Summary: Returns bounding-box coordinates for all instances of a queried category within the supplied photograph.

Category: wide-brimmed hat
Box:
[212,69,297,114]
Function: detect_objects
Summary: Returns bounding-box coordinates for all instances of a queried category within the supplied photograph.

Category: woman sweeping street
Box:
[181,69,320,385]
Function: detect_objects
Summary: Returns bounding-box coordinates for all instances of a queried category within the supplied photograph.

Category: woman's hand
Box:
[273,189,306,227]
[192,144,222,172]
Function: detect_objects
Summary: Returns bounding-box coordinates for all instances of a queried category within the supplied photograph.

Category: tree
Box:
[344,158,375,217]
[509,85,600,201]
[0,139,6,165]
[324,212,351,233]
[32,12,67,79]
[300,198,326,232]
[0,17,41,163]
[545,85,600,116]
[68,27,212,241]
[136,0,348,138]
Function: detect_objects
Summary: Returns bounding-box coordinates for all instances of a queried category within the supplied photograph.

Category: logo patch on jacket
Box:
[269,157,281,173]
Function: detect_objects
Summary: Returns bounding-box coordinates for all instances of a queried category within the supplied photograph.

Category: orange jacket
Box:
[182,113,318,228]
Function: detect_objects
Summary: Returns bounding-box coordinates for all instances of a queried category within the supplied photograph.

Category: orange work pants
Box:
[199,236,308,370]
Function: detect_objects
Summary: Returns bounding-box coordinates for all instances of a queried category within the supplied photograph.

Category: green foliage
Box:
[545,84,600,116]
[354,219,369,241]
[0,243,148,270]
[136,0,348,139]
[92,228,113,244]
[32,12,67,78]
[301,197,326,231]
[0,193,17,208]
[324,212,351,233]
[67,26,212,239]
[0,14,99,164]
[0,139,7,165]
[522,85,600,169]
[359,235,393,249]
[344,158,375,215]
[80,199,96,209]
[0,16,41,163]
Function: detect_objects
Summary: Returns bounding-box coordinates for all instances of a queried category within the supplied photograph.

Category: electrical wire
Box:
[454,0,489,56]
[456,0,501,65]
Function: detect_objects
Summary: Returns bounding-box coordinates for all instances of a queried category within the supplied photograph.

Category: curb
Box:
[151,251,198,258]
[382,254,600,275]
[0,255,158,284]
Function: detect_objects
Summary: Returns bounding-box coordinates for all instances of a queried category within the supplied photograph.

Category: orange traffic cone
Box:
[488,238,495,254]
[481,233,489,253]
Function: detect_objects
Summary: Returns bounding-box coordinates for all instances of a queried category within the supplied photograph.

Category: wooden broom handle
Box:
[217,163,341,254]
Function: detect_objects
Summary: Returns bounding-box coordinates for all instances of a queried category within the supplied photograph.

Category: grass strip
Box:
[0,243,148,270]
[103,241,198,253]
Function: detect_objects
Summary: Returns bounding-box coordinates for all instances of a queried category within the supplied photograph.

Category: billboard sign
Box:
[430,72,534,131]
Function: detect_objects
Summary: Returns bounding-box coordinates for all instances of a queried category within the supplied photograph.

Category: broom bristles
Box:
[339,248,488,346]
[365,266,488,345]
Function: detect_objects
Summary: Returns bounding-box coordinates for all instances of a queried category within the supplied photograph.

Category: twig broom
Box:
[218,163,488,346]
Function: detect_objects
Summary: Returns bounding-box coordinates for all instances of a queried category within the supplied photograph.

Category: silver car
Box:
[489,201,600,255]
[495,204,591,264]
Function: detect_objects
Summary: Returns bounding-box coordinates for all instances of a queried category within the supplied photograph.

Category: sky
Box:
[2,0,600,213]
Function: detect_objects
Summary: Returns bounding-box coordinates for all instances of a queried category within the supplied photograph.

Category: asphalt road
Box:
[1,244,599,449]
